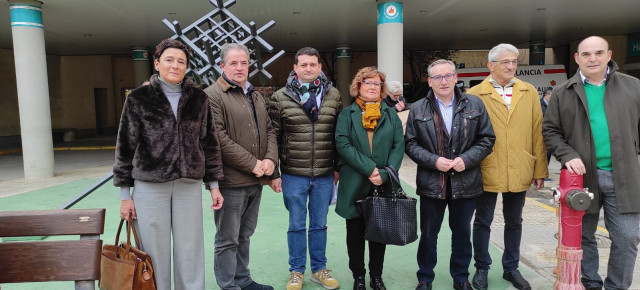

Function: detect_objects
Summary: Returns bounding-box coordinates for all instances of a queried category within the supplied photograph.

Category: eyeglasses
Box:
[429,73,456,82]
[492,59,518,66]
[362,81,383,88]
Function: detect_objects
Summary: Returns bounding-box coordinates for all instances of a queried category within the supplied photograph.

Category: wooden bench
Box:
[0,208,106,289]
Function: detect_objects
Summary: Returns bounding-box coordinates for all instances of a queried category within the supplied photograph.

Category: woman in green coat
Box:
[335,66,405,290]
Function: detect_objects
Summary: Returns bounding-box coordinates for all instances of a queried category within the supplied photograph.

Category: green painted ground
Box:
[0,178,550,289]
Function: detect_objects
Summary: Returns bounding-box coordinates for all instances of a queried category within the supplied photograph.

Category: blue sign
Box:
[377,2,403,25]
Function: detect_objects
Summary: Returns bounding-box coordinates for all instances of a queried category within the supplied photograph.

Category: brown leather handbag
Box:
[99,218,156,290]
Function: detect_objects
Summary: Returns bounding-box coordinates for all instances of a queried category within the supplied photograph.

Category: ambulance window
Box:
[470,80,482,87]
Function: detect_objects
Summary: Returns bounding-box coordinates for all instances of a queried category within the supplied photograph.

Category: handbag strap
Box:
[127,219,144,250]
[113,218,144,256]
[385,165,406,197]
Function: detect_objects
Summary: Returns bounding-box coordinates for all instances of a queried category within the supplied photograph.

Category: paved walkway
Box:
[0,135,638,289]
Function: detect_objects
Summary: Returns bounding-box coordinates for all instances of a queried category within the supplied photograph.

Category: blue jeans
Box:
[581,169,640,290]
[473,191,526,272]
[281,173,334,273]
[417,192,476,283]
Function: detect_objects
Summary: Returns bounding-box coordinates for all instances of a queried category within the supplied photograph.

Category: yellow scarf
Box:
[355,97,381,130]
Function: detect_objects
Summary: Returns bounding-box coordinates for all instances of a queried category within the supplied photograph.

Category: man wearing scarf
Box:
[405,59,494,290]
[267,47,342,290]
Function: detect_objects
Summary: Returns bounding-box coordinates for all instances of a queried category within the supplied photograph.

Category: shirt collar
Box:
[489,75,516,88]
[579,66,610,86]
[435,94,455,107]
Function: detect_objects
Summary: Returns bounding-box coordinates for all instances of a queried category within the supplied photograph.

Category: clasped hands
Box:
[435,157,466,173]
[252,159,275,177]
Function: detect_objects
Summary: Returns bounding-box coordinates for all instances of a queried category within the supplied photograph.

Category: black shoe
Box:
[241,281,274,290]
[415,281,432,290]
[472,268,488,290]
[370,276,386,290]
[453,281,473,290]
[503,270,531,290]
[353,275,366,290]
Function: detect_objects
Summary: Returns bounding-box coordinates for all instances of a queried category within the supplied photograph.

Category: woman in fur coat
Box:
[113,39,224,290]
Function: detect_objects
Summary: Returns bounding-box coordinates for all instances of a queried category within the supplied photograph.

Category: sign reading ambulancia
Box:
[377,2,403,24]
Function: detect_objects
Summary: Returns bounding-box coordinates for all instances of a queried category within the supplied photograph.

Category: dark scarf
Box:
[429,95,451,197]
[289,73,322,122]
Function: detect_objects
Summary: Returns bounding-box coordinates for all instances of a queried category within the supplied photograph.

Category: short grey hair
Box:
[488,43,519,62]
[427,59,456,77]
[387,81,403,94]
[220,43,250,64]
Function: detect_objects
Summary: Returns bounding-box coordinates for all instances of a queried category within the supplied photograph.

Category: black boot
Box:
[353,275,366,290]
[370,276,386,290]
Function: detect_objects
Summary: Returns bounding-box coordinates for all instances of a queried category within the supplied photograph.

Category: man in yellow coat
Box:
[466,43,548,290]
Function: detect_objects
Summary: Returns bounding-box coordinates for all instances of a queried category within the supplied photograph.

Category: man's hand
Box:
[269,178,282,193]
[369,168,382,186]
[210,188,224,210]
[531,178,544,190]
[120,199,137,220]
[262,159,275,176]
[565,158,586,175]
[451,157,466,172]
[333,171,340,184]
[252,159,265,177]
[435,157,453,172]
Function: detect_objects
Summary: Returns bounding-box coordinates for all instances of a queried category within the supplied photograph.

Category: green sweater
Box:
[585,83,612,170]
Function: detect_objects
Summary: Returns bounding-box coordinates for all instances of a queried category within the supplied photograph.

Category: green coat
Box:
[335,102,405,219]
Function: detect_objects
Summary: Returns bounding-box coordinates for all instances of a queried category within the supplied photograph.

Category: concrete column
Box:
[9,0,54,179]
[133,47,150,86]
[530,40,546,65]
[377,1,403,85]
[335,45,352,106]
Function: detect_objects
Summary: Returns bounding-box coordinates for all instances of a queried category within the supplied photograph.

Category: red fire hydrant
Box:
[551,169,594,290]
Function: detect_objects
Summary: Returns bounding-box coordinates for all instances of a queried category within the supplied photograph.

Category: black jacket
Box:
[114,74,224,187]
[405,87,495,199]
[268,71,342,178]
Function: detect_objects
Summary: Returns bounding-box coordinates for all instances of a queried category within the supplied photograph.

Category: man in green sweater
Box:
[543,36,640,290]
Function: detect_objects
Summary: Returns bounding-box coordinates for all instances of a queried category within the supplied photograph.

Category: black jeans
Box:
[416,190,476,283]
[472,191,526,272]
[346,217,386,278]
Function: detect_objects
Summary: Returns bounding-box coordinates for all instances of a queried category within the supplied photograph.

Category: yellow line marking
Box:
[526,197,609,234]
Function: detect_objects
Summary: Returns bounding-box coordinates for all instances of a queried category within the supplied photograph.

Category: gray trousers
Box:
[214,185,263,290]
[581,169,640,290]
[133,179,206,290]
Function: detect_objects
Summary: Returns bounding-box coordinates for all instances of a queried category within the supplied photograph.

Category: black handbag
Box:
[356,165,418,246]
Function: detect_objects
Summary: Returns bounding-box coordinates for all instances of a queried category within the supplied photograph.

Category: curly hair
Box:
[349,66,389,98]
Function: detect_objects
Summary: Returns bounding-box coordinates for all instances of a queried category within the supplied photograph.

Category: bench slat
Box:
[0,239,102,283]
[0,209,105,237]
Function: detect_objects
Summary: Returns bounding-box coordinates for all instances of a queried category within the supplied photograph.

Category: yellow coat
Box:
[466,77,548,193]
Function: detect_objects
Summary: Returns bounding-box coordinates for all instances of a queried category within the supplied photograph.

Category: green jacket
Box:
[543,61,640,213]
[268,76,342,178]
[335,102,405,219]
[204,76,278,188]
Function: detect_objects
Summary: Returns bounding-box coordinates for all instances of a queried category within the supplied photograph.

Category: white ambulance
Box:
[456,64,568,98]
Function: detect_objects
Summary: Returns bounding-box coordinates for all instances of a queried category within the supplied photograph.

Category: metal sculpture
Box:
[162,0,285,85]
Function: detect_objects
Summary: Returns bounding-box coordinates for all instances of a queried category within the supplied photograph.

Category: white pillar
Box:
[335,45,352,106]
[133,47,150,86]
[10,0,54,179]
[377,1,403,84]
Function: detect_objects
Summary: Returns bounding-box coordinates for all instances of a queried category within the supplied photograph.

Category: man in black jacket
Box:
[405,59,495,290]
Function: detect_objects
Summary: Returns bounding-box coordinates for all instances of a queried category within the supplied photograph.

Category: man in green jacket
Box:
[205,43,278,290]
[466,43,548,290]
[543,36,640,290]
[267,47,342,290]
